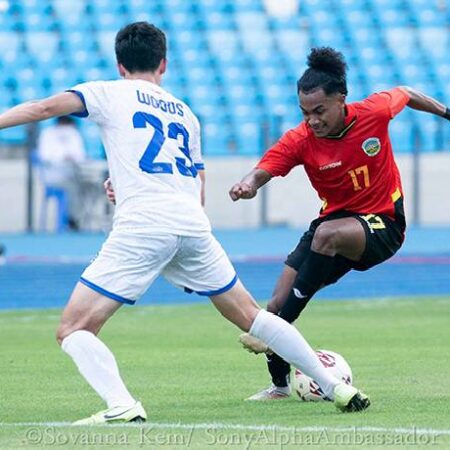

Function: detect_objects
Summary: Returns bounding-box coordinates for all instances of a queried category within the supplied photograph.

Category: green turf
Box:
[1,297,449,449]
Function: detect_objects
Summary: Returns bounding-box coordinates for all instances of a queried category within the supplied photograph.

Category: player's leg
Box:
[247,230,315,399]
[249,263,354,399]
[58,231,179,424]
[210,281,369,411]
[167,233,370,411]
[246,219,361,399]
[56,282,146,425]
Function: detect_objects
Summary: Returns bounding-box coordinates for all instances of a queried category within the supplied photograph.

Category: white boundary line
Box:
[0,422,449,436]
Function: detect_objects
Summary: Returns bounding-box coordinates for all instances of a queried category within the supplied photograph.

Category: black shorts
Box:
[285,198,406,286]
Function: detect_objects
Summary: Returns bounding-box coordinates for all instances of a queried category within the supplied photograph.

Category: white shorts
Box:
[80,230,237,304]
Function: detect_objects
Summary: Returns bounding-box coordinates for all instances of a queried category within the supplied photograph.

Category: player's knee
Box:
[267,293,284,314]
[238,307,260,332]
[56,324,70,346]
[56,322,96,346]
[311,223,340,253]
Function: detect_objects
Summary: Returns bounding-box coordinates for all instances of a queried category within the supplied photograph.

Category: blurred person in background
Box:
[37,115,87,230]
[230,47,450,400]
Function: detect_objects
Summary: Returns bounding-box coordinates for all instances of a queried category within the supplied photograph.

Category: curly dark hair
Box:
[115,22,167,73]
[297,47,348,96]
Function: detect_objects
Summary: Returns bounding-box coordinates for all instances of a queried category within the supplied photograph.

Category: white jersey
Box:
[70,79,211,235]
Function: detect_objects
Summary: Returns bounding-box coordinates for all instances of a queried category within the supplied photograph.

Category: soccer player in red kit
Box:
[229,47,450,400]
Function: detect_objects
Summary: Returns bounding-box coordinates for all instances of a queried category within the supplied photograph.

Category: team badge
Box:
[361,137,381,156]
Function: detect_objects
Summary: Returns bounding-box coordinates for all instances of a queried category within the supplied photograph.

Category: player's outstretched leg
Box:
[56,282,147,425]
[210,280,370,412]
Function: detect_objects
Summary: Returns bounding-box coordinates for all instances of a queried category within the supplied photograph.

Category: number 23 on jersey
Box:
[133,111,198,178]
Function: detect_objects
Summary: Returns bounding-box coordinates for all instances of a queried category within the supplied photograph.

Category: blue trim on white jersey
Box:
[66,90,89,118]
[194,163,205,170]
[79,277,136,305]
[184,274,238,296]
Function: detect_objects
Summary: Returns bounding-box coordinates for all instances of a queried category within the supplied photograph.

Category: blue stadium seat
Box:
[172,30,207,52]
[301,0,335,14]
[184,65,218,87]
[0,0,448,154]
[0,8,22,31]
[45,67,79,93]
[89,0,127,14]
[53,0,87,19]
[201,11,235,29]
[370,0,413,27]
[224,83,258,106]
[411,2,448,26]
[19,0,52,15]
[220,65,254,87]
[233,0,262,12]
[127,9,165,29]
[165,11,199,31]
[95,31,117,66]
[389,118,414,152]
[274,29,310,71]
[384,27,420,62]
[418,27,449,62]
[93,12,129,31]
[21,11,56,31]
[311,27,347,48]
[24,32,60,67]
[235,12,269,31]
[0,31,23,56]
[233,119,263,154]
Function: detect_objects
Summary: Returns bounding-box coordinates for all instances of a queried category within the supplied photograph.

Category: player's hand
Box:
[229,182,257,201]
[103,178,116,205]
[238,333,272,354]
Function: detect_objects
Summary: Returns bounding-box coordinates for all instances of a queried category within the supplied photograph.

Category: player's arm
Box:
[198,169,205,207]
[400,86,450,120]
[229,168,272,201]
[0,92,85,129]
[104,178,116,205]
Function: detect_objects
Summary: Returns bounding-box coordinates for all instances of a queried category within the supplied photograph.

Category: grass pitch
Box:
[1,297,449,449]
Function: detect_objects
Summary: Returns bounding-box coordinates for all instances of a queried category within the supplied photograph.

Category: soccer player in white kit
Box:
[0,22,369,424]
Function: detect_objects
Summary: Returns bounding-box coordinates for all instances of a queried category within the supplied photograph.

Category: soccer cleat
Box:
[246,384,291,401]
[72,401,147,425]
[333,383,370,412]
[239,333,272,354]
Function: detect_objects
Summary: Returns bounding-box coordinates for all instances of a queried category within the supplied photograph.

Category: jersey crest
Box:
[361,137,381,156]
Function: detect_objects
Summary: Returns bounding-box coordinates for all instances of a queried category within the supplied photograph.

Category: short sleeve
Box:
[189,112,204,171]
[257,130,304,177]
[66,81,110,125]
[370,87,411,119]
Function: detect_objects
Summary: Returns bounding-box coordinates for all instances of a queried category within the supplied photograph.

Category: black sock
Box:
[267,252,336,388]
[266,352,291,388]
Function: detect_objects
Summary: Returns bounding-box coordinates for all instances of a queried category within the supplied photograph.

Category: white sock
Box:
[249,310,339,399]
[61,330,136,409]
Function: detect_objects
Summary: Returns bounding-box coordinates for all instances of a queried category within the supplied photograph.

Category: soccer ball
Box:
[292,349,353,402]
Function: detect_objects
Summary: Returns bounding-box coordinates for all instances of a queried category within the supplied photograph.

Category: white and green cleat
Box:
[72,401,147,425]
[333,383,370,412]
[246,384,291,401]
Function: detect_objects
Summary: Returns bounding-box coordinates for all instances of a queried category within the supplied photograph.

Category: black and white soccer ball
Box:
[292,349,353,402]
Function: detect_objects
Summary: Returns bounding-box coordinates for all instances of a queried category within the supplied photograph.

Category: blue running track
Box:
[0,227,449,310]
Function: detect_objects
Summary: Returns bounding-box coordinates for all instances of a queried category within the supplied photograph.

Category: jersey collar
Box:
[324,104,357,139]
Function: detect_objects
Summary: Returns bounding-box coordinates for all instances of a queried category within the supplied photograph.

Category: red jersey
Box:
[257,87,410,219]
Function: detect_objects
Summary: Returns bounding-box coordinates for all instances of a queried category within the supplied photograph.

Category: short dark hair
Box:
[297,47,348,96]
[115,22,167,73]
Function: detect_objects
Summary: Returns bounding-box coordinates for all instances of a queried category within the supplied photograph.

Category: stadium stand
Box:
[0,0,448,156]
